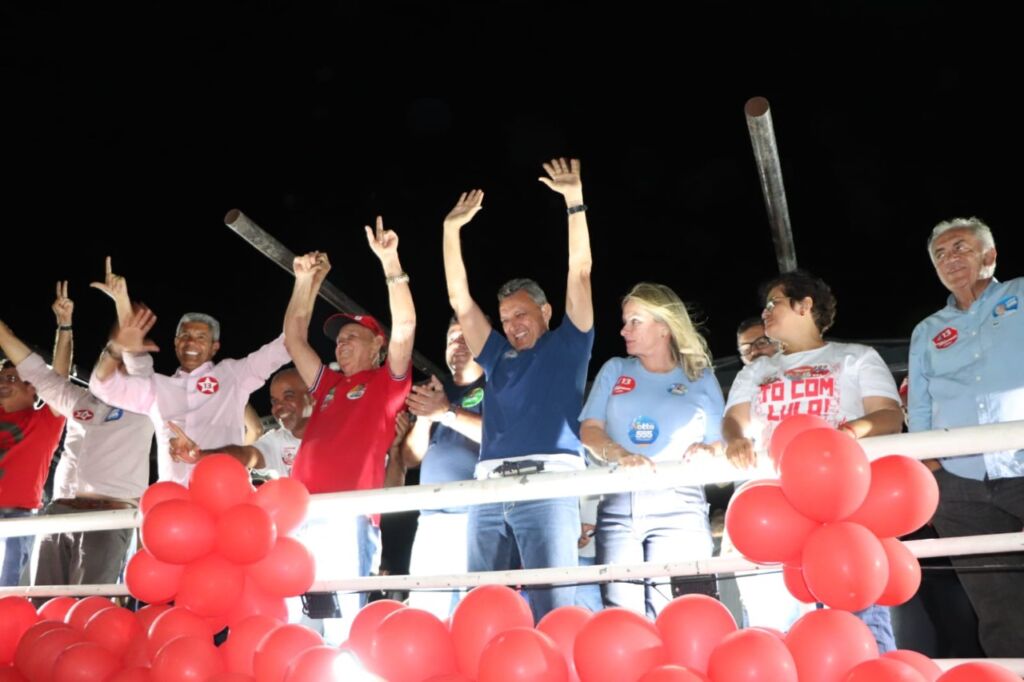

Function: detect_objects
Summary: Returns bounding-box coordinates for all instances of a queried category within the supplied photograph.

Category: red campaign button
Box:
[612,376,636,395]
[73,409,94,421]
[932,327,958,350]
[196,376,220,395]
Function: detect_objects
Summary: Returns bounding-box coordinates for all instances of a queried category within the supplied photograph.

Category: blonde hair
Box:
[624,282,712,381]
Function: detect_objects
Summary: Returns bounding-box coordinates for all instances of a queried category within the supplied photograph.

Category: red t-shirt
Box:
[291,363,411,498]
[0,405,66,509]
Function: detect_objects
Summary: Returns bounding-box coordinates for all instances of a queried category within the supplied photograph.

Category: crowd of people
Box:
[0,159,1020,657]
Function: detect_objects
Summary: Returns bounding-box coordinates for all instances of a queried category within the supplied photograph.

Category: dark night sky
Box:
[4,1,1020,411]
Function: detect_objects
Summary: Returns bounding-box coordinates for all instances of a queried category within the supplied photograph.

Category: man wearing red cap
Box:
[283,216,415,641]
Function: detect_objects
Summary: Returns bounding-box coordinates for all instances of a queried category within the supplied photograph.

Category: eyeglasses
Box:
[763,296,791,312]
[738,335,775,357]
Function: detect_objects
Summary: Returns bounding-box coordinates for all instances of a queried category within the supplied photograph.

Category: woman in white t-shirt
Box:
[722,270,904,651]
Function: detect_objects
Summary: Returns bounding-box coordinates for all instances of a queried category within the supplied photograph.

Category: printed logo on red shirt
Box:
[72,409,94,422]
[196,376,220,395]
[932,327,958,350]
[612,376,637,395]
[346,383,367,400]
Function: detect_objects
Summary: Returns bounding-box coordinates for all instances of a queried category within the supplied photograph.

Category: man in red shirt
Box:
[283,216,414,641]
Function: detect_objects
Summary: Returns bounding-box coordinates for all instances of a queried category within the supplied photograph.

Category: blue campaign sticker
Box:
[628,416,659,445]
[103,408,124,422]
[992,295,1019,318]
[667,383,688,396]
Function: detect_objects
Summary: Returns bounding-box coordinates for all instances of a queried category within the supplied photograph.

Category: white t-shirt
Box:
[252,427,300,478]
[725,342,899,457]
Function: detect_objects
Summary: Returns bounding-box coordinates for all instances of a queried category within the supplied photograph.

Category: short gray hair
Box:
[497,278,547,306]
[928,217,997,278]
[176,313,221,341]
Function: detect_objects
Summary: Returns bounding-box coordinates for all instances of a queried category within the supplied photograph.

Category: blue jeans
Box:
[575,556,604,612]
[468,496,579,622]
[1,509,35,587]
[596,488,712,618]
[854,604,896,653]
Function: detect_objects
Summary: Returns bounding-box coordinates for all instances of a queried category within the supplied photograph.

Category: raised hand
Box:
[538,157,583,203]
[443,190,485,231]
[405,375,449,420]
[293,251,331,282]
[112,305,160,354]
[364,216,399,263]
[90,256,132,324]
[52,281,74,326]
[166,421,201,464]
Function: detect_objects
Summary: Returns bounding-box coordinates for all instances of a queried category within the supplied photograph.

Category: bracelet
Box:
[58,325,72,331]
[566,204,588,215]
[385,272,410,286]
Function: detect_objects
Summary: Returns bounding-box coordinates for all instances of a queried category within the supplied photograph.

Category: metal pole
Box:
[745,96,798,273]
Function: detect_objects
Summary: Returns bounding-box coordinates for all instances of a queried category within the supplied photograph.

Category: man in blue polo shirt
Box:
[908,216,1024,656]
[441,158,594,620]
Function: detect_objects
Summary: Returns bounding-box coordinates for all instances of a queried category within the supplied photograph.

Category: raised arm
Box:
[442,190,492,356]
[539,158,593,332]
[283,251,330,388]
[90,256,134,328]
[405,375,482,443]
[51,281,74,379]
[166,422,265,468]
[365,216,415,378]
[91,305,160,384]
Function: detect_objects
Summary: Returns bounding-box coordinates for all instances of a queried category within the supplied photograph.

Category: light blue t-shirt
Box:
[579,356,724,462]
[909,277,1024,480]
[476,320,594,464]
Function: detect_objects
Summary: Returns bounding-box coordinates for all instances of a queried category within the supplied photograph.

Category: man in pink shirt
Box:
[89,264,290,485]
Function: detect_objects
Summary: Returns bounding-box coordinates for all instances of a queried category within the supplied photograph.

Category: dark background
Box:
[5,0,1019,568]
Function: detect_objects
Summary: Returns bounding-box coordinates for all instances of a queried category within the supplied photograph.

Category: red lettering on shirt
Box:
[932,327,958,350]
[612,376,636,395]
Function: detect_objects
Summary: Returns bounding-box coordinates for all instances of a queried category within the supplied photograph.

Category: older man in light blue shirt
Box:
[908,216,1024,656]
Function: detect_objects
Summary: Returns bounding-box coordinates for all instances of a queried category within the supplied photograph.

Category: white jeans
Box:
[407,512,469,620]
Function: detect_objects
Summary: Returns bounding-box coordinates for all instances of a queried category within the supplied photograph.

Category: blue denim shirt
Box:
[908,277,1024,479]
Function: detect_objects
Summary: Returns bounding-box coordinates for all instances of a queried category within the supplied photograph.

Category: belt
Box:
[53,498,136,511]
[490,459,547,477]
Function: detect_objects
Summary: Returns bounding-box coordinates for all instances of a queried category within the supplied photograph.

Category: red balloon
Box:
[786,610,878,682]
[125,548,185,604]
[782,564,818,603]
[134,604,172,635]
[779,428,871,522]
[845,658,927,681]
[52,642,121,682]
[0,666,27,682]
[246,537,315,598]
[283,646,343,682]
[749,627,786,640]
[13,622,69,675]
[37,598,77,623]
[639,666,709,682]
[217,504,277,564]
[147,606,215,660]
[108,670,152,682]
[655,595,737,674]
[478,627,566,682]
[224,577,288,627]
[877,538,922,606]
[253,479,310,536]
[253,624,323,682]
[768,414,832,469]
[450,585,534,679]
[141,499,216,564]
[846,456,939,538]
[64,597,115,632]
[422,675,474,682]
[140,481,190,515]
[21,627,83,682]
[222,615,283,675]
[151,635,226,682]
[208,675,256,682]
[882,651,941,682]
[707,628,797,682]
[537,606,592,682]
[122,636,152,670]
[189,454,254,516]
[802,522,888,611]
[175,554,246,617]
[724,482,820,564]
[83,606,144,658]
[573,608,667,682]
[937,662,1021,682]
[369,608,458,682]
[0,597,40,666]
[347,599,407,664]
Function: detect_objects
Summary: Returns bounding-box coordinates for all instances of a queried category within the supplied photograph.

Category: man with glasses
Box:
[908,217,1024,656]
[736,317,778,366]
[90,259,289,485]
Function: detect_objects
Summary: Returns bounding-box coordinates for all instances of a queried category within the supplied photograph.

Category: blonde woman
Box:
[579,283,724,617]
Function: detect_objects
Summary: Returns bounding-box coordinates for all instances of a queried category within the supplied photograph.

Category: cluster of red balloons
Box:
[725,414,940,611]
[332,586,1018,682]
